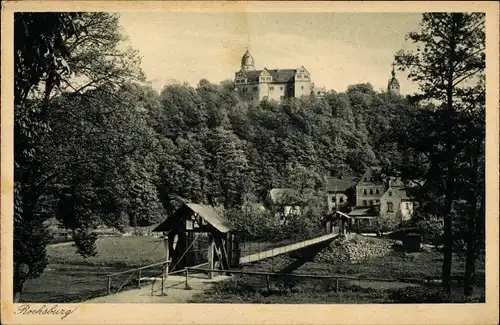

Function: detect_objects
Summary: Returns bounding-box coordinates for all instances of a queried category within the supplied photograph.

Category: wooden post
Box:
[207,235,215,279]
[271,248,274,272]
[138,269,141,288]
[335,278,339,293]
[164,235,170,275]
[107,276,111,295]
[185,268,189,289]
[161,271,165,295]
[266,275,271,291]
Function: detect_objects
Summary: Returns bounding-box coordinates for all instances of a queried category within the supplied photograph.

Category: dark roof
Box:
[357,166,385,186]
[391,186,411,200]
[153,203,232,233]
[244,71,262,82]
[268,69,297,83]
[243,69,297,83]
[326,176,357,192]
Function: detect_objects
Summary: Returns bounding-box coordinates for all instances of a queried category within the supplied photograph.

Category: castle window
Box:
[387,202,394,212]
[270,86,274,91]
[388,191,392,196]
[280,95,285,100]
[405,202,410,210]
[253,87,258,91]
[363,200,367,206]
[369,189,373,195]
[376,188,380,194]
[280,87,284,91]
[339,197,344,203]
[363,189,367,195]
[301,86,304,90]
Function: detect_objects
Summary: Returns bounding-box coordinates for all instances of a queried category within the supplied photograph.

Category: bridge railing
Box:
[106,261,172,295]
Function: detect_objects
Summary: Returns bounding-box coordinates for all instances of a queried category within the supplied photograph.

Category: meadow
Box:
[22,235,294,302]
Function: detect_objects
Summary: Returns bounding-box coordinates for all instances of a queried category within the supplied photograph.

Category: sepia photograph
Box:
[1,1,499,324]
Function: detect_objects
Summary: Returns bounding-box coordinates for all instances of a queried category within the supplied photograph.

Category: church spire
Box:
[388,63,400,96]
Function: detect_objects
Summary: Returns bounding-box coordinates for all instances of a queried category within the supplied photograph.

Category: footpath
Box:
[85,273,230,303]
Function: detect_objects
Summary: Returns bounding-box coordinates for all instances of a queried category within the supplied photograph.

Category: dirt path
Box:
[85,273,229,303]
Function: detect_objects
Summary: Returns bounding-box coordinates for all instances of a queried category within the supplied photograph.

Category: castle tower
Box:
[387,64,400,96]
[241,49,255,72]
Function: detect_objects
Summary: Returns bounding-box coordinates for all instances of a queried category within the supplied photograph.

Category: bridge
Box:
[103,203,350,297]
[238,232,339,264]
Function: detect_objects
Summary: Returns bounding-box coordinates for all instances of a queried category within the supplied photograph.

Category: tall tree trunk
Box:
[463,192,478,296]
[442,183,454,293]
[464,142,482,296]
[442,19,457,293]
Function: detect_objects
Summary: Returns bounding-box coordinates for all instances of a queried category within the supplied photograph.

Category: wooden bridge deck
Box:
[238,231,339,264]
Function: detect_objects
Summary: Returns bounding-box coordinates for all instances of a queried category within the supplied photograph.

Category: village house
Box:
[347,166,417,228]
[265,188,302,225]
[325,175,357,213]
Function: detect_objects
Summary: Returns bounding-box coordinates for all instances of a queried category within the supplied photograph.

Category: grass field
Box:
[23,235,294,302]
[47,235,169,267]
[47,235,298,268]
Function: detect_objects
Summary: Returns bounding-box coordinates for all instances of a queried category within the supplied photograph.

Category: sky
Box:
[118,12,423,94]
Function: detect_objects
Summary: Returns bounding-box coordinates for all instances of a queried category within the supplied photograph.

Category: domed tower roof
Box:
[241,48,255,72]
[387,64,400,96]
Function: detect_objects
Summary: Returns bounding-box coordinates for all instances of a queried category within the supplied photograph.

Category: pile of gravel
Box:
[314,234,395,264]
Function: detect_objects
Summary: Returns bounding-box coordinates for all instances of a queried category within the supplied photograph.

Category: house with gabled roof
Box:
[234,49,312,101]
[325,175,357,213]
[379,182,415,222]
[348,166,419,228]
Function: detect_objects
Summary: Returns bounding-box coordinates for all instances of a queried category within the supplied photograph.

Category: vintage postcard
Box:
[1,1,499,324]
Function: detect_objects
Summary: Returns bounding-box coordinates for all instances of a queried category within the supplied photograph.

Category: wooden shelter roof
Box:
[153,203,232,233]
[325,210,352,220]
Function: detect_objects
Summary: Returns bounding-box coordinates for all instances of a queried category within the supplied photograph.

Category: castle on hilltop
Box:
[234,49,400,101]
[234,49,313,101]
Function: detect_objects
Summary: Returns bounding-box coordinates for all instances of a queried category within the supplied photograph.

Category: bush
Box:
[387,286,450,303]
[371,217,399,234]
[410,213,443,245]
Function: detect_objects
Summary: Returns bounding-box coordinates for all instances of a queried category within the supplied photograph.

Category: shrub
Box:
[371,217,399,234]
[387,286,450,303]
[409,213,443,245]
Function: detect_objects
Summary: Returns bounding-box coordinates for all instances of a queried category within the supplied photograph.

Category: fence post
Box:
[107,276,111,295]
[161,272,164,295]
[271,248,274,272]
[335,278,339,293]
[266,275,271,292]
[185,268,189,289]
[138,269,141,288]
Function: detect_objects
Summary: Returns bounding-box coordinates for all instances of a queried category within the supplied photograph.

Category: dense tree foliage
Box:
[13,12,144,301]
